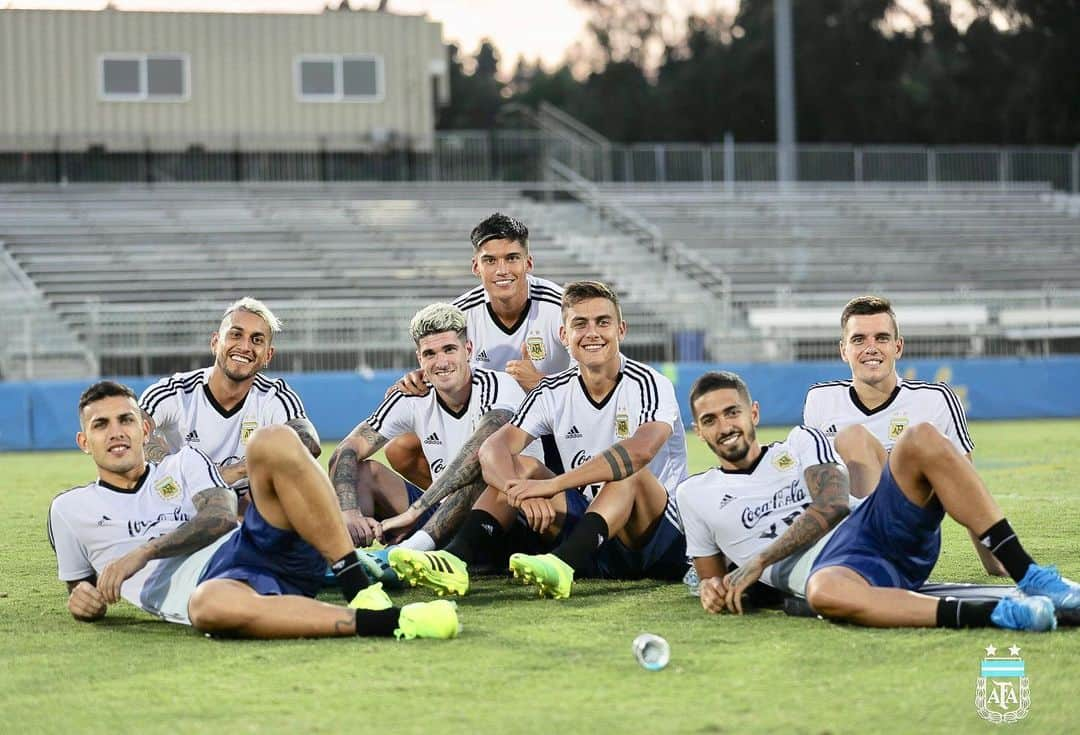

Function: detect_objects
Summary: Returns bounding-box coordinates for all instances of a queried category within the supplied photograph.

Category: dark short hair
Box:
[840,295,898,337]
[561,280,622,322]
[689,371,751,419]
[470,212,529,252]
[78,380,138,420]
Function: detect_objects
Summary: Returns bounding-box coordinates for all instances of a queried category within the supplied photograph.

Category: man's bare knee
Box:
[188,581,247,633]
[806,571,859,620]
[246,424,303,465]
[892,422,953,466]
[834,424,880,461]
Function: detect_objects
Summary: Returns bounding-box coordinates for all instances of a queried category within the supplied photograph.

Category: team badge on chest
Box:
[154,476,181,501]
[525,334,547,360]
[888,415,909,441]
[240,419,258,444]
[772,451,796,472]
[615,408,631,439]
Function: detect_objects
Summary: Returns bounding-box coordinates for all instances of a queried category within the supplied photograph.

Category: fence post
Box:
[854,146,863,186]
[655,145,665,183]
[1073,146,1079,195]
[723,132,735,194]
[998,148,1008,190]
[702,145,711,184]
[927,147,936,188]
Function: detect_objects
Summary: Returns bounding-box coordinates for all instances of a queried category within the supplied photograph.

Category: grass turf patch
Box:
[2,420,1077,734]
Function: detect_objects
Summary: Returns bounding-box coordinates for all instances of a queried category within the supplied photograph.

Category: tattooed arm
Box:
[95,486,238,604]
[381,409,513,544]
[327,422,387,513]
[722,462,851,614]
[141,410,172,463]
[504,421,673,504]
[286,417,322,458]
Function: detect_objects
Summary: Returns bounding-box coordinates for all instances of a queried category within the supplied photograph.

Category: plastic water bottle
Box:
[632,633,670,671]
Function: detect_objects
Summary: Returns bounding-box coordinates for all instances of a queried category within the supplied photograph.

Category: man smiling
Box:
[138,298,318,496]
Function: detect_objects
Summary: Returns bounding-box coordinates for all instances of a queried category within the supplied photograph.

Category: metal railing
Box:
[2,131,1077,192]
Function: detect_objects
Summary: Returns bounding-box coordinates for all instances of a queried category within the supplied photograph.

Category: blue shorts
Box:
[199,499,327,598]
[406,482,438,529]
[563,492,687,581]
[810,460,944,589]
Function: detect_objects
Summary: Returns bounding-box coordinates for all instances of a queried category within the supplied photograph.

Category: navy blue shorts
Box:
[406,482,438,528]
[810,460,944,589]
[560,491,687,581]
[200,499,327,598]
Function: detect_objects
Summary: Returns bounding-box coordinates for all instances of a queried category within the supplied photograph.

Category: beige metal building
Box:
[0,8,448,151]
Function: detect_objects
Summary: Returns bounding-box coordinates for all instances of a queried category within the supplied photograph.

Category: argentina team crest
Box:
[240,419,258,444]
[525,334,546,360]
[615,409,630,439]
[888,415,909,441]
[154,476,181,501]
[975,644,1030,723]
[772,451,796,472]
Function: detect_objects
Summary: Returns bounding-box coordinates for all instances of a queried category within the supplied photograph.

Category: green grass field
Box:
[3,420,1078,734]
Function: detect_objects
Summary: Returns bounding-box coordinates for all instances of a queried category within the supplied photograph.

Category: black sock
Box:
[331,550,370,603]
[444,509,504,564]
[978,519,1036,582]
[936,597,998,628]
[554,512,609,572]
[354,607,401,637]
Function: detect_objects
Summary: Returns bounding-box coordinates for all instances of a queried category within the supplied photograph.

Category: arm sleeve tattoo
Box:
[752,462,851,570]
[286,417,322,458]
[409,408,513,514]
[142,486,238,560]
[329,423,387,512]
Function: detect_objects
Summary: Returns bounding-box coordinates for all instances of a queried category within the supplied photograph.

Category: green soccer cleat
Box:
[509,553,574,600]
[395,600,461,641]
[387,548,470,597]
[347,582,394,611]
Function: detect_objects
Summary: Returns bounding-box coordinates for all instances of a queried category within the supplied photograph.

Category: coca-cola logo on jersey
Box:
[739,480,806,529]
[571,450,591,468]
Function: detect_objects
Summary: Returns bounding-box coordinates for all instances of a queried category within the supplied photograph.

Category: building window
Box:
[296,55,383,102]
[100,54,189,101]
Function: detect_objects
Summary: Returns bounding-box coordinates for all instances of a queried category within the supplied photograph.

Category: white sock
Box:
[400,531,436,552]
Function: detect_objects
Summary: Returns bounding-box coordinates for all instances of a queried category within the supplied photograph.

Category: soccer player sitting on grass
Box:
[328,303,541,579]
[677,371,1079,632]
[138,297,320,500]
[49,381,458,641]
[389,280,688,599]
[802,294,1006,576]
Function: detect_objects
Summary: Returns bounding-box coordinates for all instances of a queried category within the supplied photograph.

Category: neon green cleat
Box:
[509,553,574,599]
[394,599,461,640]
[347,582,394,611]
[387,548,470,597]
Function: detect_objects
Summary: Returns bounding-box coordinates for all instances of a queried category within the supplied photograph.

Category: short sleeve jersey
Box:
[676,426,843,591]
[139,367,308,466]
[511,356,688,498]
[802,378,974,454]
[48,447,227,610]
[452,274,571,376]
[365,368,539,479]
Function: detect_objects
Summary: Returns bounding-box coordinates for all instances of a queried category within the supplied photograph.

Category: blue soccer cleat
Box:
[990,595,1057,632]
[357,547,404,590]
[1017,564,1080,624]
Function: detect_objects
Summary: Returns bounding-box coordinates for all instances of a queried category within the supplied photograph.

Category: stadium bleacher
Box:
[2,181,1079,378]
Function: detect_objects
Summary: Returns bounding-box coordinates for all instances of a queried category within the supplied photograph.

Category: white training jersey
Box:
[676,426,849,596]
[511,355,688,499]
[139,367,308,467]
[802,377,974,454]
[48,447,231,615]
[366,368,540,479]
[452,274,571,377]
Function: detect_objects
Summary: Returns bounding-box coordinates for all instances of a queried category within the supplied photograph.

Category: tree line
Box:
[437,0,1078,145]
